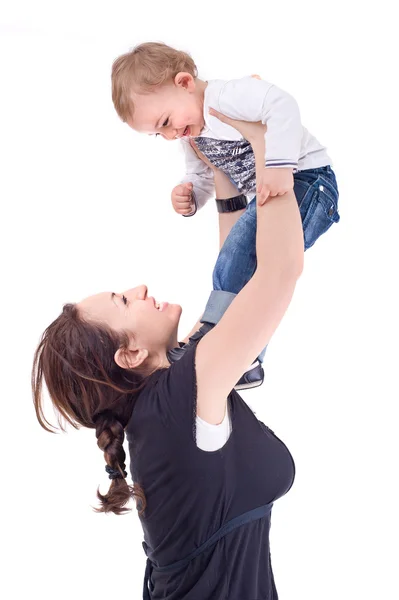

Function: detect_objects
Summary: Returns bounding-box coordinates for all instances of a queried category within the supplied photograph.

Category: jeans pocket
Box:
[303,178,340,249]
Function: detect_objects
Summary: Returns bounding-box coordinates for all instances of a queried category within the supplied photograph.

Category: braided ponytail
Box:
[94,411,145,515]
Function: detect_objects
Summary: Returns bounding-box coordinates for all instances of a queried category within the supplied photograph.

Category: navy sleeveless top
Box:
[125,343,295,599]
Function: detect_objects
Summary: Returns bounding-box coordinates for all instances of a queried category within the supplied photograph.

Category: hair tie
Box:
[105,465,127,480]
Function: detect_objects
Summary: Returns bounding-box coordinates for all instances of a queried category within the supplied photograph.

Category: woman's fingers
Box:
[208,107,232,125]
[257,184,271,206]
[209,108,266,144]
[189,138,203,159]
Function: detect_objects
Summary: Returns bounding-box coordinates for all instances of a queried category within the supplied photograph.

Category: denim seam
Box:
[301,179,321,232]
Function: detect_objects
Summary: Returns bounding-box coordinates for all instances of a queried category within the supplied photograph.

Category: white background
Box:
[1,1,398,598]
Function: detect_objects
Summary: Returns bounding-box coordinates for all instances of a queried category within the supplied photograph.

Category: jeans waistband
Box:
[297,165,332,175]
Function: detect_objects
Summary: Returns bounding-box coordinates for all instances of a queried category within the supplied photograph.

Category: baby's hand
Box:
[257,168,294,206]
[171,183,194,216]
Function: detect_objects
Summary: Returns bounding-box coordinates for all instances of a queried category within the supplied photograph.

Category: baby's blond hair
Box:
[111,42,198,123]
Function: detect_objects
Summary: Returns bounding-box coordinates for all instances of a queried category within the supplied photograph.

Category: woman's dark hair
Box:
[32,303,148,515]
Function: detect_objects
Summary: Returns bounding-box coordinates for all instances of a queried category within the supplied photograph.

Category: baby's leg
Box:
[218,210,246,250]
[200,198,257,329]
[213,197,257,293]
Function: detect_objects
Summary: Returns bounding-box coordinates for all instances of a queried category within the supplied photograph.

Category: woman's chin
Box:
[166,303,182,320]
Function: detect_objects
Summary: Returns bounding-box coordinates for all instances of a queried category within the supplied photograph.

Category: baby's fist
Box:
[171,183,195,215]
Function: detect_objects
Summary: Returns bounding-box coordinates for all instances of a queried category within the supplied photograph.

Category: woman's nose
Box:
[124,285,148,300]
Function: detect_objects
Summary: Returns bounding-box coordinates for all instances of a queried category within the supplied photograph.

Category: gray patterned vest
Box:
[194,137,256,195]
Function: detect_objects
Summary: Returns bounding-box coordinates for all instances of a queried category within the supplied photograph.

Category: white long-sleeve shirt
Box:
[180,76,331,215]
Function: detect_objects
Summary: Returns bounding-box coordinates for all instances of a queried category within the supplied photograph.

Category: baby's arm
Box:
[174,137,244,256]
[175,139,215,216]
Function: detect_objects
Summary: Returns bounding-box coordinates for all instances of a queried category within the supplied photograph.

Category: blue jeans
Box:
[203,166,340,363]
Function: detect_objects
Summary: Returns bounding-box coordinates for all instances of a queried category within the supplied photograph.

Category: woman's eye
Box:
[162,118,169,127]
[122,295,127,305]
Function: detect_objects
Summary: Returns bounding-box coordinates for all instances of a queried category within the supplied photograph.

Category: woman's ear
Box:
[114,346,149,370]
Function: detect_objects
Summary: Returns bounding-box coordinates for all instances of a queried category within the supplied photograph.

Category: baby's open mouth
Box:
[155,300,168,312]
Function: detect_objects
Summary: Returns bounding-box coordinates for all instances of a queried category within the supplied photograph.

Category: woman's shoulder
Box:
[127,344,199,439]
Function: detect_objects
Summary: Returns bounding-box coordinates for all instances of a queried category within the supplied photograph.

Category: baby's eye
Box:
[122,295,128,305]
[162,118,169,127]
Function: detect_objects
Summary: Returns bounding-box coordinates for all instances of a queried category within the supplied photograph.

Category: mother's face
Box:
[78,285,182,365]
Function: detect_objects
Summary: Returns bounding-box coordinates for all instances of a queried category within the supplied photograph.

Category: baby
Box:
[111,42,340,389]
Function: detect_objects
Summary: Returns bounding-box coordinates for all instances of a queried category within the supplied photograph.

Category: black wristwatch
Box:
[216,194,248,213]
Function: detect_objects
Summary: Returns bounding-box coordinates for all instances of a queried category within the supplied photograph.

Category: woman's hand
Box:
[208,108,266,149]
[191,73,265,171]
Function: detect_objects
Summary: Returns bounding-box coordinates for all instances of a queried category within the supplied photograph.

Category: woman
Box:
[32,113,304,600]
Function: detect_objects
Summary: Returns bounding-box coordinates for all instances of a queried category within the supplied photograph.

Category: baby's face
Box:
[128,74,205,140]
